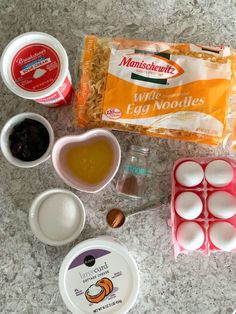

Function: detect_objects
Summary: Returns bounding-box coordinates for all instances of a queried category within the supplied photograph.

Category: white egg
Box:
[205,160,234,187]
[175,161,204,187]
[175,192,203,220]
[208,191,236,219]
[209,222,236,251]
[176,221,205,250]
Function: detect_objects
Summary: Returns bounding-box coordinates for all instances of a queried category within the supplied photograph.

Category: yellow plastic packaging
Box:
[75,35,236,148]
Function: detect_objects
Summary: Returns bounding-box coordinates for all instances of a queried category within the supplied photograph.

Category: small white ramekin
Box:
[0,112,54,168]
[29,188,86,246]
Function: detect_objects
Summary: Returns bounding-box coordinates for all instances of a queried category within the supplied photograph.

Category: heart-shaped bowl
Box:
[52,129,121,193]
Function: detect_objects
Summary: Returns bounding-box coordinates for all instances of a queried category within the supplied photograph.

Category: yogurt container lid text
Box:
[0,32,72,107]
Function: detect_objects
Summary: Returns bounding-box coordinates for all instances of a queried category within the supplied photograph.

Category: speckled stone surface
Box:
[0,0,236,313]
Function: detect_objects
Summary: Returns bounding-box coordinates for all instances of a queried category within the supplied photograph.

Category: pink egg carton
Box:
[170,157,236,259]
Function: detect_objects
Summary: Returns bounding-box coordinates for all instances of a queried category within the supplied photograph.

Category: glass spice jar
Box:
[116,145,150,199]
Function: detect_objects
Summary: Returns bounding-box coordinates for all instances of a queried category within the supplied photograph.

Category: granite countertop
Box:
[0,0,236,313]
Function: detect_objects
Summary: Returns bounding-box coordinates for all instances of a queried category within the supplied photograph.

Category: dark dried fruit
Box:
[9,118,50,161]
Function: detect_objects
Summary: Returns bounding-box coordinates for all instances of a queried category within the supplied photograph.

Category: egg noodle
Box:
[75,35,236,148]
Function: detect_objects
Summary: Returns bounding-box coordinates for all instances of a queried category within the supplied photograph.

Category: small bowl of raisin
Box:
[1,112,54,168]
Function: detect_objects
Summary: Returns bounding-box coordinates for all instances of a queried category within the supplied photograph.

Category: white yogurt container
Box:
[0,32,73,107]
[59,236,140,314]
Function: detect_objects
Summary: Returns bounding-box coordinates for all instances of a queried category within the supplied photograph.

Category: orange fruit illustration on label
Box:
[85,284,106,303]
[85,277,114,304]
[97,277,113,295]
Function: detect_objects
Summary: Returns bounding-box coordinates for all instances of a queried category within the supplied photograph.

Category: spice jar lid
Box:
[59,236,140,314]
[128,145,150,155]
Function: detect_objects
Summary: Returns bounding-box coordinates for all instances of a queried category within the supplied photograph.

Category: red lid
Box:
[11,43,60,92]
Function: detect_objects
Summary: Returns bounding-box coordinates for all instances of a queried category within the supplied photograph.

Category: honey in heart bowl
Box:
[52,129,121,193]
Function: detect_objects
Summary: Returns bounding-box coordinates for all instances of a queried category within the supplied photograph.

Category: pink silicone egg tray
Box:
[170,157,236,259]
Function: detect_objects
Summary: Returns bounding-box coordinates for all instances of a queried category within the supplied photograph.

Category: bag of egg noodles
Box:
[75,35,236,148]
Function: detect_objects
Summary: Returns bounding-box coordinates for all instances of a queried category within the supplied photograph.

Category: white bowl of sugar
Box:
[29,188,86,246]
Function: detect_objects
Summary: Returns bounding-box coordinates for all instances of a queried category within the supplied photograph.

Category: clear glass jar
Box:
[116,145,150,199]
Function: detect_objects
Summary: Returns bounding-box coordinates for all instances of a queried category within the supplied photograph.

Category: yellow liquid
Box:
[65,138,114,185]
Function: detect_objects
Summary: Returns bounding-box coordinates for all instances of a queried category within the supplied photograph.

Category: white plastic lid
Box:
[0,32,68,99]
[59,237,140,314]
